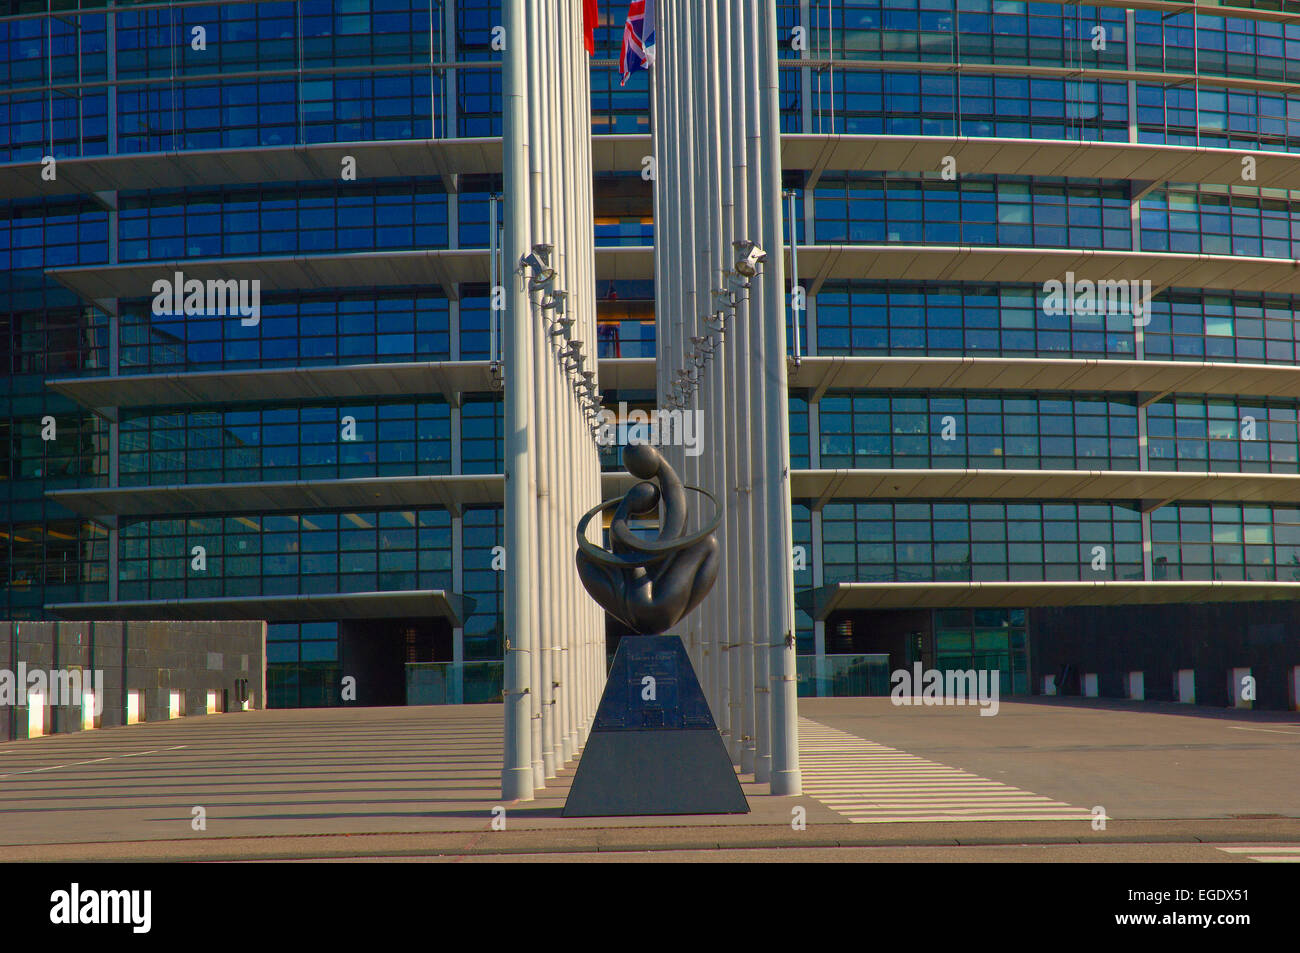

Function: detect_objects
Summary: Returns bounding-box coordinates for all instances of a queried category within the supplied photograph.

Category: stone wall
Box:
[0,620,265,741]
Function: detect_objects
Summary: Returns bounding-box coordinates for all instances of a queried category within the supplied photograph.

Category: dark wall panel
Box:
[1030,602,1300,710]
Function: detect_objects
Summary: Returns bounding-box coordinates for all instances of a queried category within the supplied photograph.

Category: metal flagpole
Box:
[536,0,557,781]
[716,0,744,765]
[562,0,579,754]
[501,0,535,802]
[693,0,717,735]
[729,0,757,777]
[758,0,802,797]
[696,0,721,728]
[703,0,733,761]
[578,0,598,738]
[743,0,772,784]
[557,0,578,762]
[528,0,549,791]
[677,0,704,694]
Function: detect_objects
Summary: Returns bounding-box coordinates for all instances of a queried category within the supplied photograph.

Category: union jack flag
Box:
[618,0,655,86]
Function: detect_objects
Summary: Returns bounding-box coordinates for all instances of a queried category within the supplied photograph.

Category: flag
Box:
[584,0,598,56]
[618,0,655,86]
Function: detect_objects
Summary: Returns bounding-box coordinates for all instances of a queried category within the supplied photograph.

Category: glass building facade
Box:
[4,0,1300,709]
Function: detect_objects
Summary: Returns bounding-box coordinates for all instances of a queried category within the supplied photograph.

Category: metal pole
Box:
[501,0,535,802]
[677,0,704,691]
[787,189,801,366]
[536,29,558,778]
[731,0,757,776]
[528,0,549,790]
[560,0,577,758]
[744,0,773,784]
[759,0,802,797]
[490,194,499,364]
[713,0,742,764]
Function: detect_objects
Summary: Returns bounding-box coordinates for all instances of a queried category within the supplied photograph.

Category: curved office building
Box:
[2,1,1299,711]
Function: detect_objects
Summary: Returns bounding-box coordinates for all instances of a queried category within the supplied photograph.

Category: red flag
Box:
[584,0,598,55]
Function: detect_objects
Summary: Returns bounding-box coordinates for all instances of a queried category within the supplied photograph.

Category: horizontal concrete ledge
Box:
[47,245,1300,312]
[45,589,468,625]
[11,129,1300,205]
[1115,0,1300,26]
[50,357,651,413]
[46,246,653,310]
[47,355,1300,414]
[47,360,500,414]
[50,472,630,517]
[0,135,650,202]
[48,473,505,518]
[783,133,1300,192]
[789,355,1300,401]
[51,467,1300,519]
[797,245,1300,298]
[807,579,1300,617]
[793,467,1300,508]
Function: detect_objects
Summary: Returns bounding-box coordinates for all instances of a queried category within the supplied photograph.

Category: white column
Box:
[500,0,535,802]
[743,0,773,785]
[678,0,704,691]
[730,0,758,776]
[700,0,728,748]
[527,0,549,788]
[759,0,802,796]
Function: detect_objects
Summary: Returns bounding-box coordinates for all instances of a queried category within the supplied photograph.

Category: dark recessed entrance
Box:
[340,617,452,706]
[824,608,931,672]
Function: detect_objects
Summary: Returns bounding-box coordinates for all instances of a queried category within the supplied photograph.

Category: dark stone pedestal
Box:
[563,635,749,817]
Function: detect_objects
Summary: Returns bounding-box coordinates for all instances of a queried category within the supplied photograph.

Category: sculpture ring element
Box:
[575,484,721,569]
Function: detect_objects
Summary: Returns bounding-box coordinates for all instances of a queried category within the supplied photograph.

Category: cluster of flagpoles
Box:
[500,0,604,802]
[650,0,803,795]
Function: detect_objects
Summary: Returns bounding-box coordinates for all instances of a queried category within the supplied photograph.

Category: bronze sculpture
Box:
[575,443,720,635]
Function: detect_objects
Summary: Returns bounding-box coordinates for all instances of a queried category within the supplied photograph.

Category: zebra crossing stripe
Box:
[798,718,1093,824]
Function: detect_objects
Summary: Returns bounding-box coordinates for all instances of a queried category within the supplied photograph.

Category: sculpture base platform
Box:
[563,635,749,817]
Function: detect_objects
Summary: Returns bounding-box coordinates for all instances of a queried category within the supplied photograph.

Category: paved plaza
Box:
[1,698,1297,861]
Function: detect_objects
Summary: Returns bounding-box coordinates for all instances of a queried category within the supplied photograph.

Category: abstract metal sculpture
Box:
[575,443,720,635]
[565,443,747,817]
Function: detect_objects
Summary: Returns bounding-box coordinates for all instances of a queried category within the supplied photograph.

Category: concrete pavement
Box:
[0,697,1296,860]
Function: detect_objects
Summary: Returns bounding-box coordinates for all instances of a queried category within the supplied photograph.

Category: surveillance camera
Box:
[733,239,766,277]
